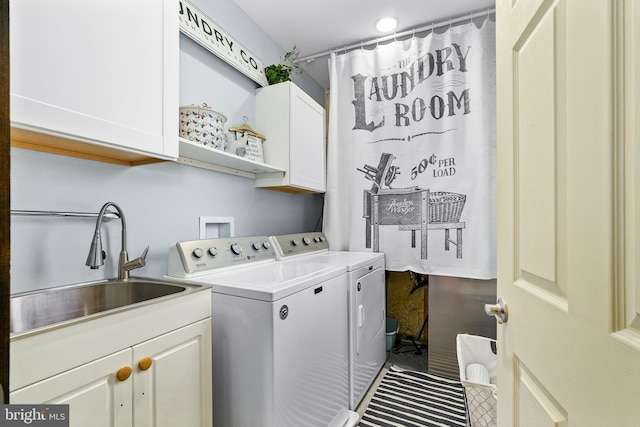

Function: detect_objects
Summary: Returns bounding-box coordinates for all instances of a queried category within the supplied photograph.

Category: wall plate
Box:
[199,216,234,239]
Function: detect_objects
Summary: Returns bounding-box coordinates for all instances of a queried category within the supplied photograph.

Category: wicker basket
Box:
[457,334,497,427]
[429,192,466,223]
[179,104,227,150]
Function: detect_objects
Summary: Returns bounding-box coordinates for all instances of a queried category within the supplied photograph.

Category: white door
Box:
[355,267,385,356]
[496,0,640,426]
[352,265,386,409]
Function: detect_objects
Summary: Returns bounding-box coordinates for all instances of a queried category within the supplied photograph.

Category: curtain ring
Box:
[449,18,452,30]
[469,12,474,25]
[360,41,364,51]
[431,22,434,34]
[412,28,416,41]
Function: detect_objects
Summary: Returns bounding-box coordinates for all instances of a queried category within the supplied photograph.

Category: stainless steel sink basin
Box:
[10,278,206,335]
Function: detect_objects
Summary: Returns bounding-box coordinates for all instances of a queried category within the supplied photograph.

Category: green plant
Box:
[264,45,300,85]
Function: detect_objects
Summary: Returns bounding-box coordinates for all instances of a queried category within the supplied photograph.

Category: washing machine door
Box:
[356,267,385,355]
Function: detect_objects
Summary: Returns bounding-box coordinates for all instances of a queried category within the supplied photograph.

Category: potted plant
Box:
[264,45,300,85]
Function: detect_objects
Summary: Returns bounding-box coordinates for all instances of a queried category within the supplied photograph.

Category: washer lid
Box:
[190,261,346,301]
[276,251,384,271]
[303,251,385,271]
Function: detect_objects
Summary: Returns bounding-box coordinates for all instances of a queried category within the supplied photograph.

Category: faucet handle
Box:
[134,245,150,268]
[121,245,150,278]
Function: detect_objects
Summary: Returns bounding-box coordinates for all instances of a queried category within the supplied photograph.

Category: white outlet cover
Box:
[199,216,234,239]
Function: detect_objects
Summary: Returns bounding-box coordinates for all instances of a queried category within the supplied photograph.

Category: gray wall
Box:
[10,0,325,294]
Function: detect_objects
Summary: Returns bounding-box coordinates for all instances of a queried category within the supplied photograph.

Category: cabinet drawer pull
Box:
[138,357,153,371]
[116,366,132,382]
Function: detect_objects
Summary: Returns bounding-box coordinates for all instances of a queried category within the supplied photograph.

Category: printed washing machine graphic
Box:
[358,153,467,260]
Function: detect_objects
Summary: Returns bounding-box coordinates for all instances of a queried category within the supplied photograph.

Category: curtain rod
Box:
[295,7,495,64]
[11,209,120,221]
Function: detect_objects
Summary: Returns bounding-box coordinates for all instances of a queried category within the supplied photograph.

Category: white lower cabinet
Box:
[11,319,212,427]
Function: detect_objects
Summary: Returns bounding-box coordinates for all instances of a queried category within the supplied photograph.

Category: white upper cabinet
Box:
[255,82,326,193]
[10,0,179,164]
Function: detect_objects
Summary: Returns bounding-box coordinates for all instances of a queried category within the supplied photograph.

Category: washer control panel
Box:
[167,236,274,276]
[270,232,329,258]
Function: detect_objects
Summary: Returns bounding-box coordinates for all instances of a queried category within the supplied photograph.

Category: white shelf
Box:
[177,137,285,179]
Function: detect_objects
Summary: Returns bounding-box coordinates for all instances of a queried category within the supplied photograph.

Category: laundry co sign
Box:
[179,0,268,87]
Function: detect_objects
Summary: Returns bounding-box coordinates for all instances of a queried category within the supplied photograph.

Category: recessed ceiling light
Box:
[375,16,398,33]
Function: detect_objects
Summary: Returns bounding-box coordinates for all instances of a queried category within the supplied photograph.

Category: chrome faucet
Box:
[86,202,149,280]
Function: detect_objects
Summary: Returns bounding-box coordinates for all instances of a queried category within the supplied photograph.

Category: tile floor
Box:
[356,338,429,418]
[386,338,428,372]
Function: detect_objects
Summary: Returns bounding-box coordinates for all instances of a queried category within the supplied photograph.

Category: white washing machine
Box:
[269,232,386,410]
[167,236,358,427]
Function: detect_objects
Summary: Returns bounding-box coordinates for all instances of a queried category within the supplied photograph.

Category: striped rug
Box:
[358,366,468,427]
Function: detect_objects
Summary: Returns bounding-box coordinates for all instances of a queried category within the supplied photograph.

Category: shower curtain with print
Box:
[324,19,496,279]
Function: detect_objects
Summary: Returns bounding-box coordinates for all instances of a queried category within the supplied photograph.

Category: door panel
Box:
[515,360,567,427]
[514,0,563,292]
[620,0,640,335]
[497,0,640,425]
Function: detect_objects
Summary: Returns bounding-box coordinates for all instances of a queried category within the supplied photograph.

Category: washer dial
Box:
[230,243,243,255]
[192,248,204,259]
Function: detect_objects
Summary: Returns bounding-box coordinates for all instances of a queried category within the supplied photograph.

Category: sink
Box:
[10,278,205,335]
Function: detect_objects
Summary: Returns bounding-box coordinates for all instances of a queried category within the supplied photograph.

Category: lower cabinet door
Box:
[10,348,133,427]
[132,319,212,427]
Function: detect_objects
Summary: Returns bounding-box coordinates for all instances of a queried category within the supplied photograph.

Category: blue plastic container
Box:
[386,318,399,351]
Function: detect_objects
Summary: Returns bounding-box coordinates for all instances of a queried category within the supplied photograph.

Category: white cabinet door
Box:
[10,349,133,427]
[132,319,212,427]
[255,82,326,193]
[10,0,178,160]
[289,87,326,192]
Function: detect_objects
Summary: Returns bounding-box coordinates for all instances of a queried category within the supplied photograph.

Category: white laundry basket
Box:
[456,334,497,427]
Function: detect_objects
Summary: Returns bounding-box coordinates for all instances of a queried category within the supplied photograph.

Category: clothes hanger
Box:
[228,116,266,140]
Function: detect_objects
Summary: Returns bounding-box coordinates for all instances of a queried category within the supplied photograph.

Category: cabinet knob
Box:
[138,357,153,371]
[116,366,132,382]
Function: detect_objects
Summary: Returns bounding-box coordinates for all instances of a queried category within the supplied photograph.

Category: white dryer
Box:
[269,232,386,410]
[167,236,358,427]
